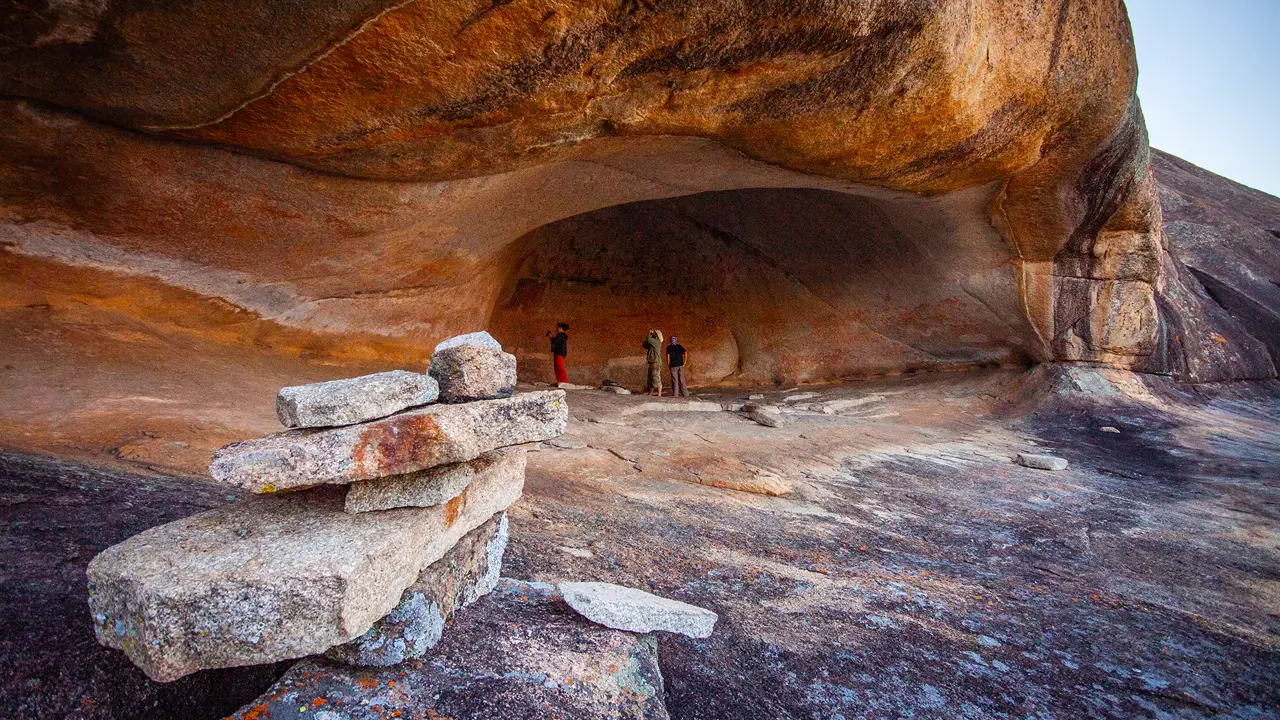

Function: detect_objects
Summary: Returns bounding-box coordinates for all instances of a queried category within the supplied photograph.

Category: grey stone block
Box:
[85,463,524,682]
[559,581,718,639]
[275,370,438,429]
[429,343,517,403]
[344,447,525,514]
[326,511,509,666]
[209,391,566,493]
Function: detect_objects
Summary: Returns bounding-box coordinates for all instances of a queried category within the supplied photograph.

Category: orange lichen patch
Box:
[238,703,271,720]
[352,414,446,478]
[443,492,467,528]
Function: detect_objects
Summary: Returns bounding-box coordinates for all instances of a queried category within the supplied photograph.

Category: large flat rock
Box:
[344,446,525,514]
[86,460,525,682]
[210,390,565,492]
[231,580,669,720]
[275,370,438,429]
[326,511,508,666]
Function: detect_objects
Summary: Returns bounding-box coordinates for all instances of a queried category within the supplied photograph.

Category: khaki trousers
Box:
[646,362,662,393]
[669,365,688,397]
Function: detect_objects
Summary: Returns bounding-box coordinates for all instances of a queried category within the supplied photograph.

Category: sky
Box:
[1125,0,1279,196]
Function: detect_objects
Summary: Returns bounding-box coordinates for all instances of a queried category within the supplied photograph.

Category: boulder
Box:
[600,385,632,395]
[743,403,786,428]
[433,331,502,353]
[558,581,718,639]
[344,447,524,514]
[275,370,438,429]
[429,333,517,403]
[326,512,509,666]
[231,579,669,720]
[1016,453,1070,471]
[209,390,566,493]
[85,462,524,682]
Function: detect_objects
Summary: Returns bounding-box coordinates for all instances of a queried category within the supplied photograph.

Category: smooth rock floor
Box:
[0,453,291,719]
[2,369,1278,718]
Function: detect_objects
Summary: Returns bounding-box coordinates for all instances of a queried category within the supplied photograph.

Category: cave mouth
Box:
[489,186,1037,388]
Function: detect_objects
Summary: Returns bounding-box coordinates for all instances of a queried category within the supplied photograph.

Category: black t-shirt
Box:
[551,331,568,357]
[665,343,687,367]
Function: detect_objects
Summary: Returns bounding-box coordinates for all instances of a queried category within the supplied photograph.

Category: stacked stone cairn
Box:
[86,331,566,682]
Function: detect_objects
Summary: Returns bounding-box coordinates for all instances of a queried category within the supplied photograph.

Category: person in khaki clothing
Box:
[665,335,689,397]
[642,329,663,396]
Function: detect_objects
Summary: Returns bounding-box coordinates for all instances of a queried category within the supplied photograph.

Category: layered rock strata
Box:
[209,390,566,492]
[86,465,521,682]
[344,446,525,514]
[86,339,562,681]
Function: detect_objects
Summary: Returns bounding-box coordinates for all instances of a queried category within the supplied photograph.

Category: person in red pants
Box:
[549,322,569,384]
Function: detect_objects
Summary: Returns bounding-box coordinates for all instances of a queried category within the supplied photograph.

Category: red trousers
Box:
[554,354,568,384]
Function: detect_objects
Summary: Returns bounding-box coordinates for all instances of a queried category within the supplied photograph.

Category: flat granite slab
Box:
[231,579,669,720]
[344,447,525,514]
[210,390,565,493]
[326,511,509,666]
[276,370,438,429]
[86,461,524,682]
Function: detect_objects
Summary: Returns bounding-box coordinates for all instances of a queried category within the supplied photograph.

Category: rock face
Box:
[559,582,718,639]
[429,341,518,403]
[275,370,438,429]
[1149,150,1280,382]
[209,391,566,492]
[85,464,524,682]
[232,579,669,720]
[326,512,509,666]
[344,447,525,514]
[2,0,1227,390]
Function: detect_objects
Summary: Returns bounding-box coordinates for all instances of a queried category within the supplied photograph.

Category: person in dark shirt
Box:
[548,322,569,384]
[665,336,689,397]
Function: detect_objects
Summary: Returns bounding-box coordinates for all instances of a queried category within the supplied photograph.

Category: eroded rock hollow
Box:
[1,0,1275,386]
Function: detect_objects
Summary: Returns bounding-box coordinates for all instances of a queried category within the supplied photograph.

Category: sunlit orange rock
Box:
[1,0,1270,391]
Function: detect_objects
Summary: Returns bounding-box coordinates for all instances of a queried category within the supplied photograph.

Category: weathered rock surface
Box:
[429,342,517,403]
[559,582,717,639]
[0,452,293,720]
[275,370,438,429]
[344,446,524,514]
[85,460,524,682]
[326,511,509,666]
[209,390,566,492]
[0,0,1189,389]
[231,580,669,720]
[1150,150,1280,382]
[1015,453,1069,471]
[434,330,502,352]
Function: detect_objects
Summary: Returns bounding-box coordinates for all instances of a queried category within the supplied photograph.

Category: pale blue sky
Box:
[1125,0,1279,196]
